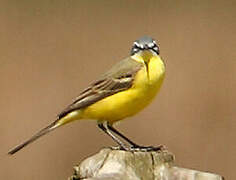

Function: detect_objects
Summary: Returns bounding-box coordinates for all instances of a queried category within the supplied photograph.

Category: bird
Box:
[8,36,165,155]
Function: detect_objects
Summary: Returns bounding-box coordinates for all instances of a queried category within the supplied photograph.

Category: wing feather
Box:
[58,58,142,119]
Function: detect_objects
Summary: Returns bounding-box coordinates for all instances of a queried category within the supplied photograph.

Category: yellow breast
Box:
[81,55,165,124]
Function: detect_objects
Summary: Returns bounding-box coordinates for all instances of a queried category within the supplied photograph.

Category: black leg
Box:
[107,124,139,147]
[98,122,129,150]
[98,122,164,152]
[107,124,164,152]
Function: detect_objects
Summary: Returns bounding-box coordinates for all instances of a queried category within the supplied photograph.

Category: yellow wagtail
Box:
[8,36,165,155]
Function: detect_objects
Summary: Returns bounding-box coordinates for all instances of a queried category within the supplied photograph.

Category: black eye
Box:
[133,42,140,49]
[130,42,141,55]
[130,46,139,55]
[152,44,159,54]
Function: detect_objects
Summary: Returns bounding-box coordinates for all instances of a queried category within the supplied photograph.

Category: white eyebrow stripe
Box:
[134,42,144,49]
[134,41,140,47]
[148,43,154,48]
[134,41,157,49]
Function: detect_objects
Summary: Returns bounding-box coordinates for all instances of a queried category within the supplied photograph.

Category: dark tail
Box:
[8,122,58,155]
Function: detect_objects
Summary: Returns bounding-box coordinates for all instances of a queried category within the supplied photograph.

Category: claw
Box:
[108,145,165,152]
[130,145,165,152]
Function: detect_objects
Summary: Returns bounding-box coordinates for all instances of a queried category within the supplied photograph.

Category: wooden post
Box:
[68,148,224,180]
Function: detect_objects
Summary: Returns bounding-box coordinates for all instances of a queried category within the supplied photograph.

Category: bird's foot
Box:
[108,145,165,152]
[129,144,165,152]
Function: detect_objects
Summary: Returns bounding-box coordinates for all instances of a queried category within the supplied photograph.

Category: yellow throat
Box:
[80,51,165,123]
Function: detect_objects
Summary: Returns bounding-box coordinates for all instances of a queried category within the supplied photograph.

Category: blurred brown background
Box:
[1,0,235,179]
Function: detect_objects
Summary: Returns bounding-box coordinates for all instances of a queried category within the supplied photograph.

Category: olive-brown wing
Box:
[57,58,142,119]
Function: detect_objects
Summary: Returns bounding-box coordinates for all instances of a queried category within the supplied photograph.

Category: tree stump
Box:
[68,148,224,180]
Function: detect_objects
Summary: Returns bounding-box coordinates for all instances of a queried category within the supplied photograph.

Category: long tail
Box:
[8,121,59,155]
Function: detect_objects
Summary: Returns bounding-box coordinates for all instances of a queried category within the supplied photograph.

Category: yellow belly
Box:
[80,56,165,124]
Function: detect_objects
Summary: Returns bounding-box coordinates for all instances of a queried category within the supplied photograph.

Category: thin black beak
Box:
[144,61,149,80]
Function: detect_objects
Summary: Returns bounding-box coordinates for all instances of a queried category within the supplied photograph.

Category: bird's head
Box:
[130,36,160,59]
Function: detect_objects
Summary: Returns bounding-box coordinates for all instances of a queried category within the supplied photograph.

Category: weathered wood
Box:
[68,148,224,180]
